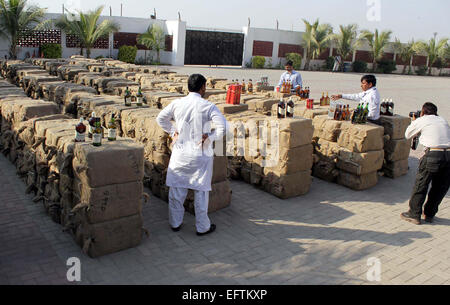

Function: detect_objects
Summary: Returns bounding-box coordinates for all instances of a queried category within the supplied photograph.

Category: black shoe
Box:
[401,212,421,225]
[171,224,183,232]
[424,216,434,223]
[197,224,216,236]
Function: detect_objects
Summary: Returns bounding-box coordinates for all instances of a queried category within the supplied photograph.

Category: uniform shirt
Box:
[277,70,303,90]
[342,87,381,120]
[156,92,227,192]
[405,115,450,149]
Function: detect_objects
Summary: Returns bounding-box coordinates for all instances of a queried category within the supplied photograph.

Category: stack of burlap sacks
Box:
[21,57,232,213]
[225,111,313,199]
[312,115,385,190]
[379,115,412,178]
[1,63,147,258]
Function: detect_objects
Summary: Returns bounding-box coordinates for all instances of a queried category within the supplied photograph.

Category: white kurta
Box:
[342,87,381,120]
[156,92,227,192]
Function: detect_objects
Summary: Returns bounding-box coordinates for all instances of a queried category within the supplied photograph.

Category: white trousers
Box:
[168,187,211,233]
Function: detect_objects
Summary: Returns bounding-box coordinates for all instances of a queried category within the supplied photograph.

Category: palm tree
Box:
[137,24,165,64]
[0,0,49,59]
[301,19,333,70]
[55,6,119,58]
[331,24,361,71]
[392,38,417,75]
[414,33,449,75]
[359,29,392,72]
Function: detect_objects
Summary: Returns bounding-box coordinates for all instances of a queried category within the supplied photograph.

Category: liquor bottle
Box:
[124,87,132,106]
[320,92,325,106]
[380,99,386,116]
[241,79,246,94]
[136,87,143,106]
[286,98,295,118]
[388,99,394,116]
[346,105,351,121]
[248,79,253,94]
[352,103,361,124]
[361,104,370,123]
[92,121,103,147]
[277,98,286,119]
[108,114,117,141]
[88,112,97,139]
[334,105,340,120]
[411,136,419,151]
[75,118,86,143]
[326,92,330,105]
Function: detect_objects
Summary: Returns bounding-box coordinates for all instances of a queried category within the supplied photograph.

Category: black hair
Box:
[361,75,377,87]
[286,60,294,67]
[422,102,438,116]
[188,74,207,92]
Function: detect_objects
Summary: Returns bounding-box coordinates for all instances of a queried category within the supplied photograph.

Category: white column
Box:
[352,50,356,62]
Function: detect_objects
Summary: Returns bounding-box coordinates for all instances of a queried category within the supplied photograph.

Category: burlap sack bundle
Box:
[337,171,378,191]
[313,115,343,142]
[24,75,60,99]
[337,121,384,153]
[215,103,249,115]
[72,139,145,188]
[336,149,385,176]
[263,144,314,176]
[384,138,412,162]
[261,170,312,199]
[246,98,279,115]
[103,80,140,96]
[379,115,411,140]
[383,159,409,179]
[74,213,143,258]
[76,96,121,119]
[57,65,88,81]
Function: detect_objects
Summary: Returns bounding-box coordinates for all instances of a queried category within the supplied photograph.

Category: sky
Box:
[32,0,450,42]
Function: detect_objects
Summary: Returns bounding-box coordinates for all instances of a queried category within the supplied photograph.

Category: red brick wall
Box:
[332,49,353,61]
[252,41,273,57]
[318,48,331,60]
[382,52,394,61]
[355,50,373,63]
[278,44,303,58]
[412,55,427,66]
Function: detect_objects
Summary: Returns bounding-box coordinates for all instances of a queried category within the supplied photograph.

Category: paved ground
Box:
[1,69,449,285]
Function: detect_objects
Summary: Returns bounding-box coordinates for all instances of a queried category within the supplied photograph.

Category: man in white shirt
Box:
[401,103,450,225]
[332,75,381,123]
[277,60,303,93]
[156,74,227,236]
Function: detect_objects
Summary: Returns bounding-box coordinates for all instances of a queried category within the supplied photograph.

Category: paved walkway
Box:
[1,147,449,285]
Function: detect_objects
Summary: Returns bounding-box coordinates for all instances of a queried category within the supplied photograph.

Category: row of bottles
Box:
[231,79,253,94]
[277,97,295,119]
[381,98,395,116]
[351,103,370,124]
[124,87,144,107]
[281,80,292,94]
[75,113,118,146]
[320,92,331,106]
[333,105,351,121]
[298,86,310,99]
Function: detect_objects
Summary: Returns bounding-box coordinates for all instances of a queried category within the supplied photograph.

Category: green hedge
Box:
[415,65,428,76]
[285,53,303,70]
[352,61,368,73]
[40,43,62,59]
[118,45,138,64]
[325,56,335,71]
[376,59,397,74]
[252,56,266,69]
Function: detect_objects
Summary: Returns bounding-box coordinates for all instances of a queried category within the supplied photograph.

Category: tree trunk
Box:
[402,64,407,74]
[86,48,91,59]
[428,65,432,76]
[9,40,18,60]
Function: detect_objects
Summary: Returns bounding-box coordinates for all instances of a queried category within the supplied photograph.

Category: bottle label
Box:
[108,129,116,139]
[137,97,143,105]
[287,106,294,115]
[126,97,131,105]
[93,133,102,144]
[75,131,85,142]
[278,107,285,116]
[88,125,93,135]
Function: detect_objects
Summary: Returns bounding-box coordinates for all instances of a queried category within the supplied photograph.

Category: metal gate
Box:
[184,30,244,66]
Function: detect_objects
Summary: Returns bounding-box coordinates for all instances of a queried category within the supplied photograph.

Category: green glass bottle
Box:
[92,121,103,147]
[108,114,117,141]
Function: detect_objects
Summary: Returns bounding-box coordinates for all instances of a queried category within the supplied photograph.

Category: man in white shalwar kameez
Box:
[156,74,226,236]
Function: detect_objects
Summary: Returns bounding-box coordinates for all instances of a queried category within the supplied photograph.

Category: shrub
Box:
[325,56,335,71]
[376,59,397,74]
[285,53,302,70]
[40,43,62,59]
[415,65,428,76]
[352,61,368,73]
[118,45,138,64]
[252,56,266,69]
